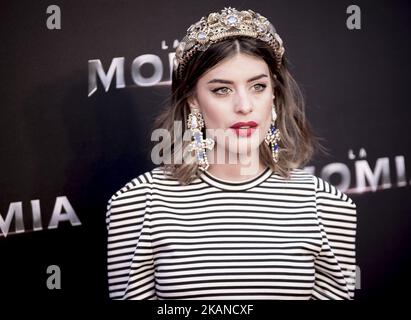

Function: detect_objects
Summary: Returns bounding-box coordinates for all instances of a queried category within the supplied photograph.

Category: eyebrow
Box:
[207,74,268,84]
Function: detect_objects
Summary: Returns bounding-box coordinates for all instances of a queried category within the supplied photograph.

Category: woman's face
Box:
[188,52,274,163]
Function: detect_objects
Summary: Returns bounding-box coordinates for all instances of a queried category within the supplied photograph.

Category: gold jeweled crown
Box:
[173,7,285,80]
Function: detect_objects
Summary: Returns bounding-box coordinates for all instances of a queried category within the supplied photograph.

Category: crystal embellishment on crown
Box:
[173,7,285,80]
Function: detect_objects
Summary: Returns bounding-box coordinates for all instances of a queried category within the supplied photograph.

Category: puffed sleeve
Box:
[106,171,157,300]
[311,176,357,300]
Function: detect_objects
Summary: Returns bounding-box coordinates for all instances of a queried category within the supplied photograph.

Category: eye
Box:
[253,83,267,92]
[211,87,232,95]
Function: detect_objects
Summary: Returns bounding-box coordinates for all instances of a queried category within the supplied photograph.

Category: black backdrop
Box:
[1,0,410,303]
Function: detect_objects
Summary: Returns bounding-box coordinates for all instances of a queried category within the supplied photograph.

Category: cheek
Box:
[201,104,228,129]
[203,108,221,127]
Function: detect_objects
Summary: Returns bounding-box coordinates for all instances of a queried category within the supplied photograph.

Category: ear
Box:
[270,73,277,90]
[187,92,200,111]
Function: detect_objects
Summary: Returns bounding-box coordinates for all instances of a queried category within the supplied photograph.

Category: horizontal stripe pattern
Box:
[106,167,356,300]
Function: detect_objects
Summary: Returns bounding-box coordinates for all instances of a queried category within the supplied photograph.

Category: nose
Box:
[233,89,253,114]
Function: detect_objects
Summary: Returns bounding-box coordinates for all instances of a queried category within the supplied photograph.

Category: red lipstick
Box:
[230,121,258,137]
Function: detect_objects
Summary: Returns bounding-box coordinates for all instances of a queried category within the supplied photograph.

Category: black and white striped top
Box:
[106,166,357,300]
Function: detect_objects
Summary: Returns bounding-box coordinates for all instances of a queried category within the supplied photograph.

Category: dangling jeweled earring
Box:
[264,101,281,163]
[187,108,215,171]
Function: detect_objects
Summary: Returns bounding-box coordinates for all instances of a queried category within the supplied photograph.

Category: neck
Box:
[206,147,266,182]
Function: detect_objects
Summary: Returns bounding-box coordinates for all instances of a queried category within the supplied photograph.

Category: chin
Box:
[229,137,261,155]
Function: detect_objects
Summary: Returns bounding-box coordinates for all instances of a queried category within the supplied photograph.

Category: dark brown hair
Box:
[152,36,324,185]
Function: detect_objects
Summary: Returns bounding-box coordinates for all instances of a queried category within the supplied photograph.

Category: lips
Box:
[230,121,258,137]
[230,121,258,129]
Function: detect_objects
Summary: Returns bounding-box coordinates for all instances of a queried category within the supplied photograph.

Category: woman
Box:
[106,7,357,300]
